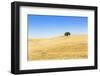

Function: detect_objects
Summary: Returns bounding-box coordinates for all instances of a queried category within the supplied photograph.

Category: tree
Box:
[64,32,71,36]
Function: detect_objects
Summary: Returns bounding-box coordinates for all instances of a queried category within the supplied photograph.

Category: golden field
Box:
[28,35,88,61]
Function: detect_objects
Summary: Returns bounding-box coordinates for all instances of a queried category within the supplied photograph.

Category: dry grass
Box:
[28,35,88,61]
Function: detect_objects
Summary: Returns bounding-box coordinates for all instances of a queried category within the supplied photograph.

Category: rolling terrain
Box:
[28,35,88,61]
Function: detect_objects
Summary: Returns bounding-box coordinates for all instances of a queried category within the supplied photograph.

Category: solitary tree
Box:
[64,32,71,36]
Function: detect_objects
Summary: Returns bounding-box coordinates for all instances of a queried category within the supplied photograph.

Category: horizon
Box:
[28,34,88,39]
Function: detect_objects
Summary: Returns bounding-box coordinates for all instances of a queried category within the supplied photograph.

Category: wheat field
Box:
[28,35,88,61]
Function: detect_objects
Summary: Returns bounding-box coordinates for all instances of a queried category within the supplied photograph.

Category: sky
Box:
[28,15,88,38]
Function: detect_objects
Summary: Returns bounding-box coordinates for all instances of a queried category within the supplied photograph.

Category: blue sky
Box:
[28,15,88,38]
